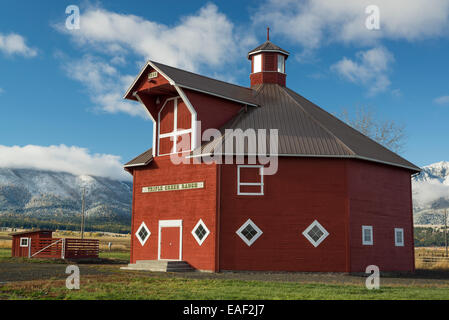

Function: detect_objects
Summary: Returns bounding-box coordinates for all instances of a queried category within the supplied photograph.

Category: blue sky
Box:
[1,0,449,180]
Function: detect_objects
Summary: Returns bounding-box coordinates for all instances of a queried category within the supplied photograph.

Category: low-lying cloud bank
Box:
[0,144,130,181]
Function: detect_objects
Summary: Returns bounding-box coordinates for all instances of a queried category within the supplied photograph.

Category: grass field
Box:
[1,230,449,300]
[3,273,449,300]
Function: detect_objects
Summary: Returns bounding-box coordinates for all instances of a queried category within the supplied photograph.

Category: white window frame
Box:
[362,226,373,245]
[191,219,210,246]
[20,237,29,247]
[135,222,151,246]
[277,54,285,73]
[395,228,404,247]
[157,96,193,156]
[237,165,264,196]
[236,219,263,246]
[302,220,329,248]
[253,54,262,73]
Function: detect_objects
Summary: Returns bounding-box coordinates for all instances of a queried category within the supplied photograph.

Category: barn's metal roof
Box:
[124,60,258,107]
[193,84,420,172]
[124,65,420,173]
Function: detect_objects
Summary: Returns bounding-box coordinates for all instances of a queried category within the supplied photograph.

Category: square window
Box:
[191,219,210,246]
[237,165,264,196]
[20,237,29,247]
[135,222,151,246]
[302,220,329,247]
[362,226,373,245]
[395,228,404,247]
[236,219,263,246]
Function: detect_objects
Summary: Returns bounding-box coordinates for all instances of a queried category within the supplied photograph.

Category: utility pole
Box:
[81,187,85,240]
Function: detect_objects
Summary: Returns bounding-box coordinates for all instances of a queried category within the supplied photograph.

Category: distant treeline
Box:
[415,227,449,247]
[0,215,131,234]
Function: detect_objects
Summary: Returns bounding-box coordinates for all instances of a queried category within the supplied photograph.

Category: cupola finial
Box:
[267,27,270,41]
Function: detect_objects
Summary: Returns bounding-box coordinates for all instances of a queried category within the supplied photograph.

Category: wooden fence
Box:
[64,238,99,259]
[30,238,64,258]
[29,238,99,259]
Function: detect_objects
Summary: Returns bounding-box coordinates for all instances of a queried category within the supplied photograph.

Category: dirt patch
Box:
[0,262,121,283]
[2,260,449,288]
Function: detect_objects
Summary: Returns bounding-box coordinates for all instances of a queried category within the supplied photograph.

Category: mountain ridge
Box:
[0,168,132,232]
[412,161,449,225]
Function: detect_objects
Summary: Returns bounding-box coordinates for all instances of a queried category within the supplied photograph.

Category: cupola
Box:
[247,28,289,87]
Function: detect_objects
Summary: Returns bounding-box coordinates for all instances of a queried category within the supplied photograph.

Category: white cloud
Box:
[331,46,394,95]
[0,32,37,57]
[0,144,130,181]
[55,3,248,118]
[434,95,449,105]
[253,0,449,50]
[58,3,242,72]
[62,55,145,118]
[413,180,449,208]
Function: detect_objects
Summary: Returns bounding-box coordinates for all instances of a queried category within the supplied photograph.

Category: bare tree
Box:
[338,106,406,154]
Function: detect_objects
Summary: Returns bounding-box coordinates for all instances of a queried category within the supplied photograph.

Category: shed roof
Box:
[124,148,153,168]
[9,229,52,236]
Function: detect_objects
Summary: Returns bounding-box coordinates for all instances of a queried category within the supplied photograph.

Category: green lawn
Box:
[98,250,130,261]
[0,248,10,258]
[2,273,449,300]
[2,247,449,300]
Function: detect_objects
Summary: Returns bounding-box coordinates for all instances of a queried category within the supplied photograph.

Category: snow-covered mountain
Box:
[412,161,449,225]
[0,168,132,230]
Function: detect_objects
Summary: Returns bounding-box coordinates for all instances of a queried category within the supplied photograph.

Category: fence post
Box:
[62,238,66,259]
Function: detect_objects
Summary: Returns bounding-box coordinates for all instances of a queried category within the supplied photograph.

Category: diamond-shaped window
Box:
[302,220,329,247]
[191,219,210,245]
[236,219,263,246]
[136,222,151,246]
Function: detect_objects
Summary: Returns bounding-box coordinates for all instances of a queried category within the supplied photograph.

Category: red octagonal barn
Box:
[122,36,420,273]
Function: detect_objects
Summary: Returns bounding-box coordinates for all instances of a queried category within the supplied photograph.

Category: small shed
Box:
[10,230,53,257]
[10,230,99,259]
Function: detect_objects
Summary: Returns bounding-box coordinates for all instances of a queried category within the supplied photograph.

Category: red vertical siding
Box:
[347,160,414,272]
[159,100,174,134]
[250,72,286,87]
[131,157,218,271]
[219,158,349,272]
[11,231,53,257]
[177,100,192,131]
[135,68,170,92]
[183,89,243,135]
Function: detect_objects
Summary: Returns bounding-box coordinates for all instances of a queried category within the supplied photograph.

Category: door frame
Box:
[158,220,183,261]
